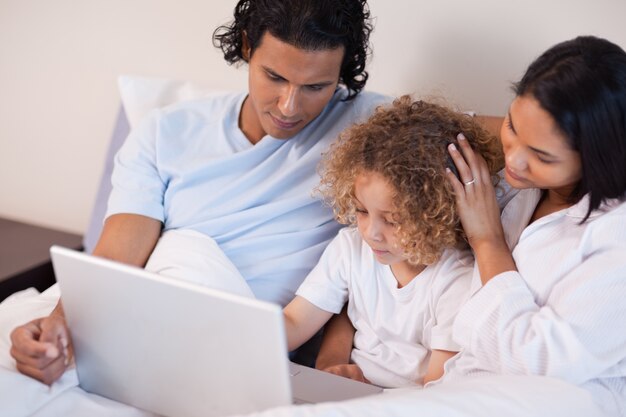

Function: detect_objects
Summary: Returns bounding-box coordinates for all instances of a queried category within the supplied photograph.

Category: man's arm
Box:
[314,305,369,383]
[93,213,162,264]
[315,305,353,370]
[10,213,162,384]
[54,213,162,316]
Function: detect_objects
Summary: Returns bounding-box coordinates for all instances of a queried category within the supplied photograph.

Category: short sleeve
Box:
[106,109,167,222]
[295,229,352,314]
[429,251,473,352]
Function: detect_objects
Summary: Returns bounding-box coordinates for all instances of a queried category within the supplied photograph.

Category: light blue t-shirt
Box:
[107,88,389,306]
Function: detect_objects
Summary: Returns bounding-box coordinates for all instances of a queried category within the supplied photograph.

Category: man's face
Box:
[240,32,345,144]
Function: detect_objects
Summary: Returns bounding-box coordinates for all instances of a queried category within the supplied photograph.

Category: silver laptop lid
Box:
[51,246,292,417]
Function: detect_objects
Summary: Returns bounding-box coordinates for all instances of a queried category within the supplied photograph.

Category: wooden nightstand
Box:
[0,217,83,301]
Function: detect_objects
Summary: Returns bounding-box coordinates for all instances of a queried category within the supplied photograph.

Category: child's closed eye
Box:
[383,217,397,226]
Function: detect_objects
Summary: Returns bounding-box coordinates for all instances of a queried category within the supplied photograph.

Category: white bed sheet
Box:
[0,287,607,417]
[0,286,156,417]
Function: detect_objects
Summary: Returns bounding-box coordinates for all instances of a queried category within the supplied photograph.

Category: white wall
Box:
[1,0,625,234]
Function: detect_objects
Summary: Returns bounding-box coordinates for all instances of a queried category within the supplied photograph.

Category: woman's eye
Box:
[506,118,514,132]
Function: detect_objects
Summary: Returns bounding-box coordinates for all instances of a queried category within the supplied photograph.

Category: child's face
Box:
[353,171,407,267]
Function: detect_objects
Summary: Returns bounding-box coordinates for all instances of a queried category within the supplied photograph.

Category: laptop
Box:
[50,246,382,417]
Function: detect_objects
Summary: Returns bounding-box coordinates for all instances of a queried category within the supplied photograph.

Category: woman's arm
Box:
[446,134,517,284]
[448,134,626,381]
[453,244,626,382]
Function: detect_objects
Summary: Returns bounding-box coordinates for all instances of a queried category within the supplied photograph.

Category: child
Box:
[283,97,504,388]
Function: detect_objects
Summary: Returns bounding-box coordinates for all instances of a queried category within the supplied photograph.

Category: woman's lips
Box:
[506,166,526,182]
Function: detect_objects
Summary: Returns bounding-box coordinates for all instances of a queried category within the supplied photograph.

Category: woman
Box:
[445,35,626,415]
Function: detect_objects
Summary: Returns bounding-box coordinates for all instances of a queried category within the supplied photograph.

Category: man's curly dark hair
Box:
[213,0,372,100]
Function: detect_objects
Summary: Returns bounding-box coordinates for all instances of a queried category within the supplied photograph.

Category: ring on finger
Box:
[463,178,476,186]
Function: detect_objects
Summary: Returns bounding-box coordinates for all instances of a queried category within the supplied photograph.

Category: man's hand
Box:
[9,213,162,385]
[10,314,73,385]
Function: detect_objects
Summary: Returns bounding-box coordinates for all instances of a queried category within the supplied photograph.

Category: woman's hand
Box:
[446,133,516,283]
[446,133,504,247]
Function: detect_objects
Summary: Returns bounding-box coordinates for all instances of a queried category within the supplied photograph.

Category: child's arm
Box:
[283,296,333,352]
[423,349,458,384]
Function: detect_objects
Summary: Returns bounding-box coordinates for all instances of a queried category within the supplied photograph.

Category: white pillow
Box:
[117,75,223,128]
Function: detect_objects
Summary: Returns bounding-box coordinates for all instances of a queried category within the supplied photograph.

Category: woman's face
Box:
[500,94,582,195]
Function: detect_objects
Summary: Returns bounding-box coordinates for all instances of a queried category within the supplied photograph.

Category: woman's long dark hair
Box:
[515,36,626,221]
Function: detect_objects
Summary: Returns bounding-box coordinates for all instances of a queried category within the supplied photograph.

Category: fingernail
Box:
[449,143,457,151]
[458,133,466,141]
[45,345,59,359]
[60,337,68,348]
[445,167,452,174]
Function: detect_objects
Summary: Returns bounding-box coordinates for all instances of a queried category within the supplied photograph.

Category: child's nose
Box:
[366,220,383,242]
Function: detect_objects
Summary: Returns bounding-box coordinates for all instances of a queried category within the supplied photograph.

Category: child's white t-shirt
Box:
[296,227,473,388]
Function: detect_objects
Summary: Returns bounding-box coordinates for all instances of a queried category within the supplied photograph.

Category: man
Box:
[9,0,388,385]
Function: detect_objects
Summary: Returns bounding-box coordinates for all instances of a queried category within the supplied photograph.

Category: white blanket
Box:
[0,286,607,417]
[0,286,155,417]
[231,377,607,417]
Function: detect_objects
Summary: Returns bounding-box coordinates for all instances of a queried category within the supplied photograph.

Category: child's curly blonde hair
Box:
[318,96,504,265]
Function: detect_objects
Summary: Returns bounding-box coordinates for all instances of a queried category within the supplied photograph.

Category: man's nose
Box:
[277,85,300,118]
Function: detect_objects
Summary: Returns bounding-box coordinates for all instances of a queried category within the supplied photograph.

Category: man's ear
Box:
[241,31,251,62]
